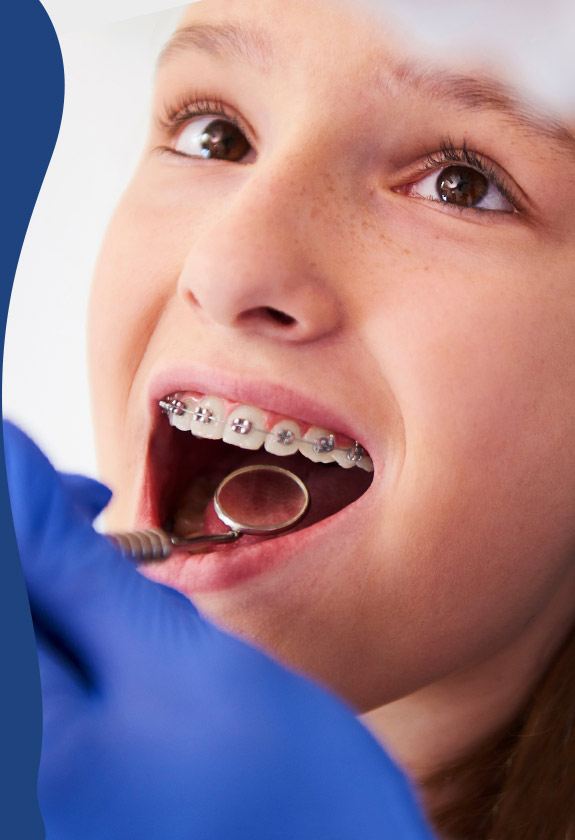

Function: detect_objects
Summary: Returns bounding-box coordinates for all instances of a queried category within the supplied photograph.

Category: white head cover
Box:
[359,0,574,118]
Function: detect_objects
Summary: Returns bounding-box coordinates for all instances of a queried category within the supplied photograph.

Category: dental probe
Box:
[107,528,242,562]
[106,464,310,563]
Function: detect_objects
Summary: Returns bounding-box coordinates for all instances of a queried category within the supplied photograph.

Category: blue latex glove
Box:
[4,421,435,840]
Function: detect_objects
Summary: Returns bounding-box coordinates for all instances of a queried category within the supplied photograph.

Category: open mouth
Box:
[144,391,375,547]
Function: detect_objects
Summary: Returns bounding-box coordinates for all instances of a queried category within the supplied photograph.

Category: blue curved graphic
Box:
[0,1,64,836]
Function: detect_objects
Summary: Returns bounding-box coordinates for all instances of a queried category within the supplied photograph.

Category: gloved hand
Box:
[4,421,434,840]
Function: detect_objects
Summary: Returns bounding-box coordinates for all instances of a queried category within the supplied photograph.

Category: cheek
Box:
[356,238,575,607]
[88,203,172,506]
[89,189,184,398]
[359,223,575,475]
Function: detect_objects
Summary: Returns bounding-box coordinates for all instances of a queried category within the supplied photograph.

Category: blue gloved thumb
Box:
[59,472,112,521]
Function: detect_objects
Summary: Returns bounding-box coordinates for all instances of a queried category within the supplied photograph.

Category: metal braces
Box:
[159,398,185,416]
[346,441,365,462]
[313,434,335,454]
[230,418,252,435]
[160,396,368,462]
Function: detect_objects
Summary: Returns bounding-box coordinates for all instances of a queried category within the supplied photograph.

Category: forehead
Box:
[176,0,398,67]
[179,0,378,27]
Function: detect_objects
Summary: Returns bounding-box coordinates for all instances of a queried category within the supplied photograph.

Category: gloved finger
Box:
[34,636,100,832]
[35,635,87,728]
[5,422,203,681]
[59,473,112,521]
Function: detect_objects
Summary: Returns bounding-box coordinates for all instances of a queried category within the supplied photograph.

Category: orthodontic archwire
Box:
[159,396,367,463]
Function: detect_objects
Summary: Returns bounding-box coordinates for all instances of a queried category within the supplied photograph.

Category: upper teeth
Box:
[159,394,373,472]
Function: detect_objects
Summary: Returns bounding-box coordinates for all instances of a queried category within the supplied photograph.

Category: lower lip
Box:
[137,489,374,594]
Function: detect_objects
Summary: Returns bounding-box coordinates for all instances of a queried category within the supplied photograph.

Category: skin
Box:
[89,0,575,816]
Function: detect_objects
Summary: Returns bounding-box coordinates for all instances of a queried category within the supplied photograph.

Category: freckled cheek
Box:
[91,201,184,360]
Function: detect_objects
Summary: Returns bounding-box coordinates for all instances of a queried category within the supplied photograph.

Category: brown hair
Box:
[426,623,575,840]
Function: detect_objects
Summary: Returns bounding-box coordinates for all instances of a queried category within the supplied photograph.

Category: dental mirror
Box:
[107,464,310,562]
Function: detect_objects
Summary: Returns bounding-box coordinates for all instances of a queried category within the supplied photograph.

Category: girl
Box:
[18,0,575,837]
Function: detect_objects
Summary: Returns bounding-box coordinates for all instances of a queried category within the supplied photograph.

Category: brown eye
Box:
[199,119,250,162]
[437,165,488,207]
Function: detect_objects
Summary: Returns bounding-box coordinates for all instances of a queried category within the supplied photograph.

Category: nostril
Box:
[264,307,296,326]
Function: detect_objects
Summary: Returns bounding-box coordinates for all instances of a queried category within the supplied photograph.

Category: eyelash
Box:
[418,138,522,213]
[157,93,250,144]
[156,98,522,214]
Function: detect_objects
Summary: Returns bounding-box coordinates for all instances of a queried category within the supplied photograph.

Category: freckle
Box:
[403,248,411,255]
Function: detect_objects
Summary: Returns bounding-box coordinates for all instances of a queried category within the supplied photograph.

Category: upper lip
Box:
[146,364,377,457]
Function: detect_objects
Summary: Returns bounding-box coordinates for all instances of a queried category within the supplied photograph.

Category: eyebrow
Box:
[378,60,575,157]
[157,21,274,73]
[158,21,575,157]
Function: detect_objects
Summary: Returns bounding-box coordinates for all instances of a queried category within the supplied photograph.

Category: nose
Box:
[177,164,342,342]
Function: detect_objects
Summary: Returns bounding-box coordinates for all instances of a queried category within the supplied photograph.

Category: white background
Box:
[3,2,188,475]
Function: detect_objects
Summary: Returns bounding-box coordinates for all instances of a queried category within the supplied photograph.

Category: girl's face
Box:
[89,0,575,711]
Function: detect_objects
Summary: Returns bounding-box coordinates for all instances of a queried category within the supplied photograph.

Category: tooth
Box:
[331,449,357,469]
[189,396,226,440]
[222,405,266,450]
[300,427,337,464]
[168,399,193,432]
[356,454,374,473]
[332,443,374,472]
[264,420,302,456]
